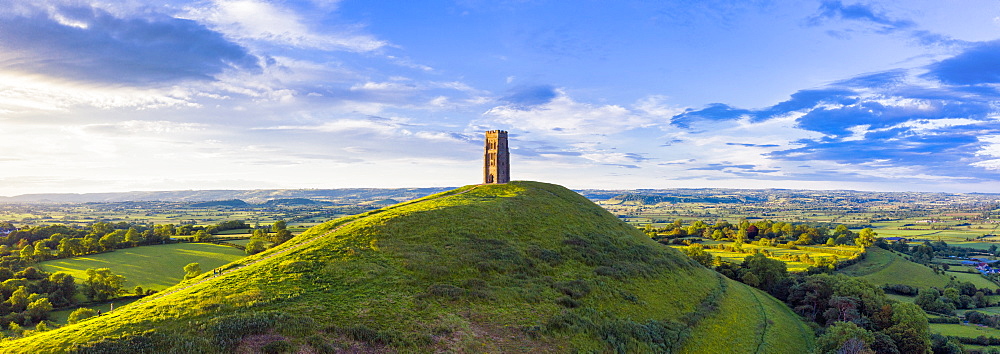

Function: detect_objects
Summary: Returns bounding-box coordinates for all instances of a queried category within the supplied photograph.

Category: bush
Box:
[67,308,98,324]
[883,284,919,296]
[261,340,293,354]
[556,296,582,308]
[554,279,591,299]
[208,311,311,350]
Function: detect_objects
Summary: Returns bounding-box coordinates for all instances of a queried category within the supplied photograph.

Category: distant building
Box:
[484,130,510,184]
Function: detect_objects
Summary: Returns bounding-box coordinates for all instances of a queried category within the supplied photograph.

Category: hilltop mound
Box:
[189,199,249,208]
[838,247,951,288]
[260,198,327,207]
[6,181,813,353]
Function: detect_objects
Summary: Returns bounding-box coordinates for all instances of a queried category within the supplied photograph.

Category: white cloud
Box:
[350,81,418,92]
[973,135,1000,170]
[0,72,199,112]
[83,120,208,134]
[184,0,387,52]
[482,91,652,138]
[255,117,410,136]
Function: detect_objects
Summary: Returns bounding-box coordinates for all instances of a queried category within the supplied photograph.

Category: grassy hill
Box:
[37,243,247,292]
[4,181,814,352]
[837,247,951,288]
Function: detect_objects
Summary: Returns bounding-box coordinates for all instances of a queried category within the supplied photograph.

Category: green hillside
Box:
[838,247,951,288]
[4,181,813,353]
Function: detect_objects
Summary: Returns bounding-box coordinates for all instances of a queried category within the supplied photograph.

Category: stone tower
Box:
[484,130,510,184]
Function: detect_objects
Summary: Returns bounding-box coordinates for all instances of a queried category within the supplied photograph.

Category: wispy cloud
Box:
[0,2,259,85]
[481,89,655,137]
[924,40,1000,85]
[807,0,914,33]
[668,39,1000,184]
[184,0,387,52]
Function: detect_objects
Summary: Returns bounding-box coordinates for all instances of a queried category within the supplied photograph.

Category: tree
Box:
[271,220,292,245]
[25,297,52,323]
[67,308,97,324]
[183,263,202,280]
[886,302,931,354]
[46,272,76,307]
[682,244,713,267]
[8,322,21,336]
[272,229,292,245]
[32,244,51,261]
[815,321,875,354]
[192,230,212,243]
[741,252,789,298]
[245,238,267,255]
[124,227,142,246]
[58,238,84,258]
[134,286,144,296]
[19,244,34,261]
[735,227,748,243]
[81,268,125,302]
[98,230,123,251]
[7,286,29,312]
[34,320,53,332]
[855,228,877,248]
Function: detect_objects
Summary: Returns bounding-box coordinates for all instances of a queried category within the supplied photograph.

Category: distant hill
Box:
[4,181,813,352]
[0,187,454,204]
[608,193,765,204]
[260,198,328,207]
[189,199,250,208]
[4,187,997,206]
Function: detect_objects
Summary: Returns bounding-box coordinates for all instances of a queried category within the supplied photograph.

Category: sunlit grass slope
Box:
[3,181,813,353]
[838,247,951,288]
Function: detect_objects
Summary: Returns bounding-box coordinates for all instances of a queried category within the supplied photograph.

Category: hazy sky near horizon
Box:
[1,0,1000,195]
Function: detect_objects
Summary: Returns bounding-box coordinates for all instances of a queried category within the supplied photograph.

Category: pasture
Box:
[672,241,861,271]
[37,243,247,291]
[837,247,951,289]
[931,323,1000,338]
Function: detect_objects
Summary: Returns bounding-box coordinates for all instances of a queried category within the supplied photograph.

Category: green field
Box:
[948,270,1000,291]
[37,243,247,291]
[958,307,1000,316]
[886,294,916,303]
[838,247,951,288]
[931,323,1000,338]
[673,241,860,272]
[47,298,141,325]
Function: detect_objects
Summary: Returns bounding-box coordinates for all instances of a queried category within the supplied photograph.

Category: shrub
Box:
[554,279,591,299]
[261,340,293,354]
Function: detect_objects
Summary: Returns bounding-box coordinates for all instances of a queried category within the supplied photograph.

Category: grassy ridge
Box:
[3,181,814,352]
[838,247,951,288]
[37,243,247,291]
[683,277,814,353]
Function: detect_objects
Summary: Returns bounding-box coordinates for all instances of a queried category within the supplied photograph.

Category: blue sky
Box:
[1,0,999,195]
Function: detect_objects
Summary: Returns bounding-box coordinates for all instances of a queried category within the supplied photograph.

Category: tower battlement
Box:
[484,130,510,184]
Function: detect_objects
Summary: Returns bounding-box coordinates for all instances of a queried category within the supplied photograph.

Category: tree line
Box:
[646,218,876,248]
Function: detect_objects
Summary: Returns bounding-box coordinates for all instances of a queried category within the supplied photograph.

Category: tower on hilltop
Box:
[484,130,510,184]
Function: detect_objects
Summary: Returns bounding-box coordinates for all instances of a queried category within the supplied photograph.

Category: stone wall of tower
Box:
[484,130,510,184]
